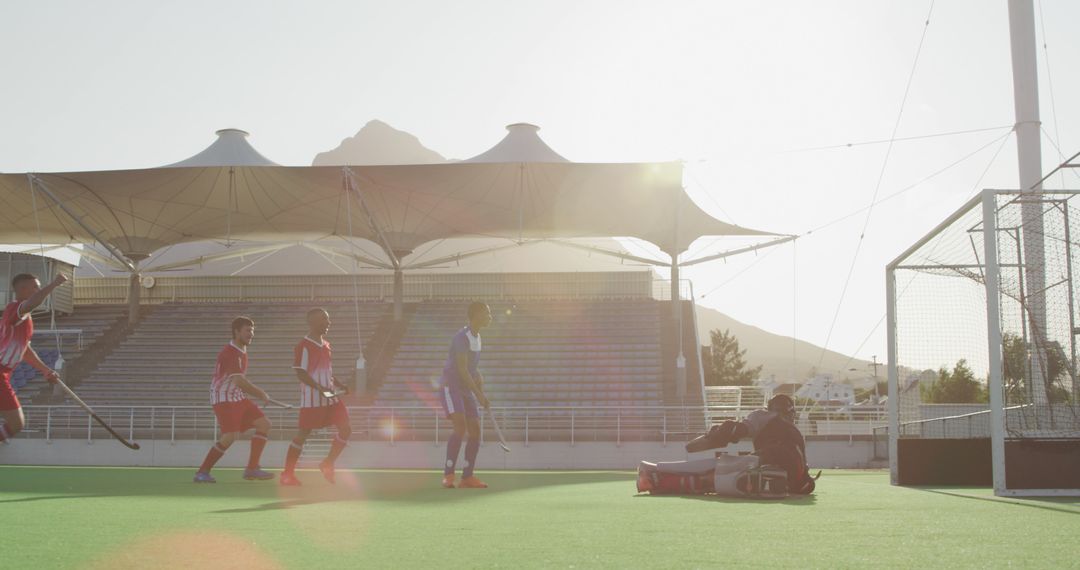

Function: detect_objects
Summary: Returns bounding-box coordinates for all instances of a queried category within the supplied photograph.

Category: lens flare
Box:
[89,531,283,570]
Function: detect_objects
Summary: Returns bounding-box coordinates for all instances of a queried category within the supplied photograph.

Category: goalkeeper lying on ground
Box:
[637,395,818,498]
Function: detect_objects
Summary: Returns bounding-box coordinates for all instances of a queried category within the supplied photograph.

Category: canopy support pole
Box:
[343,168,405,321]
[127,272,141,325]
[27,175,136,273]
[671,186,686,402]
[393,268,404,322]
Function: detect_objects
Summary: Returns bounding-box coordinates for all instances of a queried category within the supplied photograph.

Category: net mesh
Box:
[891,191,1080,441]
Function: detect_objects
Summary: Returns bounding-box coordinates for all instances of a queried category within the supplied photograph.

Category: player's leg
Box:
[243,411,274,481]
[440,386,467,488]
[443,412,467,488]
[0,407,25,443]
[281,427,312,486]
[195,431,238,483]
[0,374,24,442]
[458,395,487,488]
[319,403,351,483]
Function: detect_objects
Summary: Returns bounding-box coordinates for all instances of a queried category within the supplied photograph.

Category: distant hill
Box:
[313,120,447,166]
[694,304,874,384]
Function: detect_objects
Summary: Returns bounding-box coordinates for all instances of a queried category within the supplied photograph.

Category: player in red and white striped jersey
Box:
[280,308,351,486]
[0,273,67,443]
[193,317,274,483]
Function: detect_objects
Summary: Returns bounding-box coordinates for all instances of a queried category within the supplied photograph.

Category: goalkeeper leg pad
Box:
[637,458,718,494]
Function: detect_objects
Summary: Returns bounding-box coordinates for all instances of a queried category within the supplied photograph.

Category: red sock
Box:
[247,432,268,470]
[284,438,304,474]
[325,434,348,464]
[199,442,230,473]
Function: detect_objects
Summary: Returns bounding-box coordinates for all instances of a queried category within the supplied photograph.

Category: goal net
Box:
[887,189,1080,496]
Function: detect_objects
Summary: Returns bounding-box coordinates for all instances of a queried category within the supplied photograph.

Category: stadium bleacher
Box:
[377,301,665,408]
[13,305,128,400]
[22,298,672,415]
[72,302,386,406]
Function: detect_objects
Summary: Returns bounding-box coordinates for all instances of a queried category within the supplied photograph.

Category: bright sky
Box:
[2,0,1079,370]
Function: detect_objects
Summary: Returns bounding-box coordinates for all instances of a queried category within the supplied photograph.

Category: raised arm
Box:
[18,274,68,318]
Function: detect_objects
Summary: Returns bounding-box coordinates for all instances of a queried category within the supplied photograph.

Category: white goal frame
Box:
[887,188,1080,497]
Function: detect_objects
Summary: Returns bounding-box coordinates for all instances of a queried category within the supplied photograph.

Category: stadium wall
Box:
[0,439,879,470]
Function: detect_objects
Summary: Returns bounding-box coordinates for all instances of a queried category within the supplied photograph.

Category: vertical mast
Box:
[1008,0,1050,411]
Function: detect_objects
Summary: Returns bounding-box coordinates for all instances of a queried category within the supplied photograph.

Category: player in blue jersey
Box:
[439,302,492,489]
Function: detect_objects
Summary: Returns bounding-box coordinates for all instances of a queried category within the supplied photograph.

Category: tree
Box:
[704,329,762,386]
[1002,332,1073,404]
[924,359,986,403]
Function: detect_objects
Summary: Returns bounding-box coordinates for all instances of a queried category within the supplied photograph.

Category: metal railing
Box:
[74,272,658,304]
[15,403,888,446]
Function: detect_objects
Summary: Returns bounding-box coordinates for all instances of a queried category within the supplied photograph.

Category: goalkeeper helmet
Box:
[767,394,796,421]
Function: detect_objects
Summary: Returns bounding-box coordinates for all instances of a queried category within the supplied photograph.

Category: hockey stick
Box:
[53,378,140,450]
[264,397,294,409]
[487,407,510,452]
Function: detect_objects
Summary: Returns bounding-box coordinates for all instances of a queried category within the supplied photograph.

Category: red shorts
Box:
[212,399,266,433]
[299,401,349,431]
[0,370,20,412]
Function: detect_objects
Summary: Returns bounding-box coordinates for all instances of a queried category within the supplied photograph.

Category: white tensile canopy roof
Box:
[0,124,782,270]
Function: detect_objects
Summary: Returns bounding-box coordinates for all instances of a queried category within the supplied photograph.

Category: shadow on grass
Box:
[913,488,1080,516]
[632,492,818,506]
[0,467,633,511]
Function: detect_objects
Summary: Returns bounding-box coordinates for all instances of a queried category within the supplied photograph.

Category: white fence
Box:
[17,403,888,446]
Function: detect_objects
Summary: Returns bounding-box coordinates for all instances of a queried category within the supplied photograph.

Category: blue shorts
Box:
[440,386,479,419]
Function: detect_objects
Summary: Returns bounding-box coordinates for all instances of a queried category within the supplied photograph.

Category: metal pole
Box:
[1063,202,1079,402]
[570,410,575,447]
[1009,0,1050,412]
[46,407,52,442]
[983,191,1009,495]
[886,266,900,485]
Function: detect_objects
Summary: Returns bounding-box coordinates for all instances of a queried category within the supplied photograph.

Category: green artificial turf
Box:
[2,467,1078,569]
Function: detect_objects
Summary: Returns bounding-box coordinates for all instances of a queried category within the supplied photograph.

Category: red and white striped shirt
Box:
[210,342,248,405]
[293,336,338,408]
[0,301,33,372]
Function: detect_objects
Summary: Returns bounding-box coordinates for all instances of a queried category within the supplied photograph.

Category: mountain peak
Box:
[312,120,446,166]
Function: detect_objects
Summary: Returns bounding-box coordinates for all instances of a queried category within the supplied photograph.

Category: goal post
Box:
[887,188,1080,497]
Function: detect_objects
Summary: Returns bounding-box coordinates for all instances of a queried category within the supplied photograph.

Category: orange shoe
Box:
[458,476,488,489]
[441,474,456,489]
[319,460,336,484]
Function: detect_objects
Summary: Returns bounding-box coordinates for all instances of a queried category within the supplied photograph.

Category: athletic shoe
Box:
[319,460,336,484]
[243,468,274,481]
[441,474,456,489]
[193,472,216,484]
[279,472,302,486]
[458,476,488,489]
